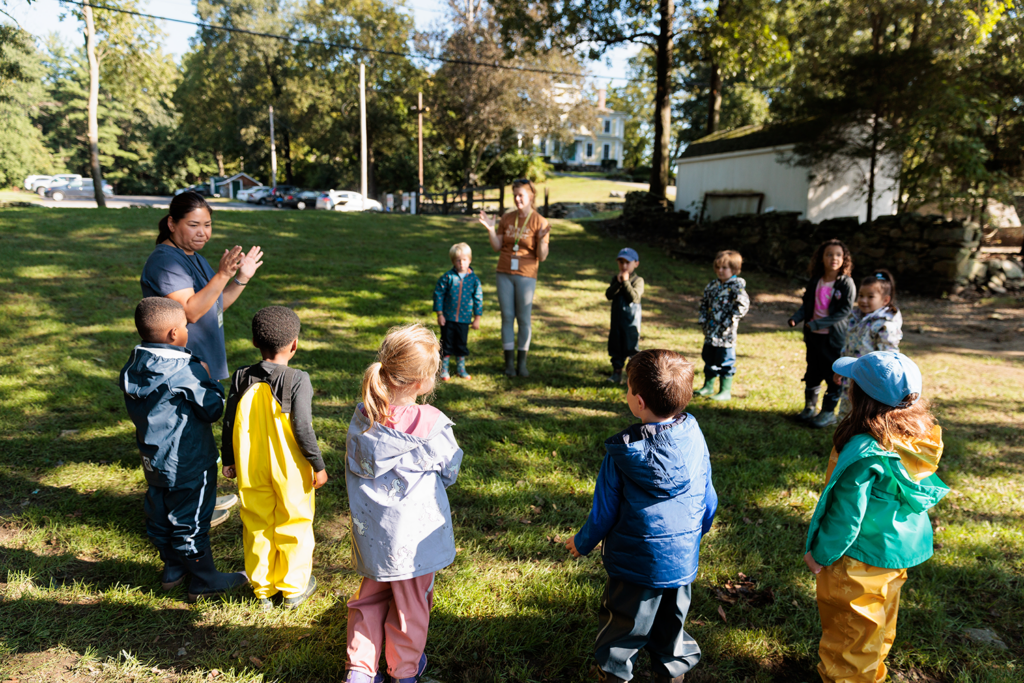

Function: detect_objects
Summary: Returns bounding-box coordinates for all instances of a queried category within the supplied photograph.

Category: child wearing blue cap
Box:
[804,351,948,683]
[695,250,750,401]
[605,247,644,384]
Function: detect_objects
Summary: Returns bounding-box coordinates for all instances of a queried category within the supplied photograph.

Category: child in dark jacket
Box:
[695,250,750,401]
[605,247,645,384]
[788,239,857,429]
[120,297,247,602]
[567,349,717,683]
[433,242,483,381]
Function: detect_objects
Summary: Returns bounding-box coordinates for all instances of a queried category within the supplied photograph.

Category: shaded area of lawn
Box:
[1,207,1021,683]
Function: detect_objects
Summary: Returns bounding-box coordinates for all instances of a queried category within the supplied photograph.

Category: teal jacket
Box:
[805,429,948,570]
[433,268,483,324]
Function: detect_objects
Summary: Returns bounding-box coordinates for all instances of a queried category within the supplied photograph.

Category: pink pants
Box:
[346,574,434,679]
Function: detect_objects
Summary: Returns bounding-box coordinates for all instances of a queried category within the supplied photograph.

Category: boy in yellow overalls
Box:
[222,306,328,610]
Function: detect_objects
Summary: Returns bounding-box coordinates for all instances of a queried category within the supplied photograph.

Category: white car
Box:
[32,174,82,195]
[244,186,275,204]
[24,175,52,191]
[235,186,265,202]
[316,190,383,212]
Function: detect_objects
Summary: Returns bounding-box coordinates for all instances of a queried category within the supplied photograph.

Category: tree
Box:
[0,28,53,187]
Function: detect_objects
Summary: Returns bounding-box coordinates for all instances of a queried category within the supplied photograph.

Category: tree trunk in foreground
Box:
[649,0,674,198]
[83,3,106,208]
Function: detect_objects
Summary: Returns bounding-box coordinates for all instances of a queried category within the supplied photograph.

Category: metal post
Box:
[360,64,368,199]
[269,106,277,191]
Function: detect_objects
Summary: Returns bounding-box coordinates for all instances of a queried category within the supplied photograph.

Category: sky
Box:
[3,0,637,88]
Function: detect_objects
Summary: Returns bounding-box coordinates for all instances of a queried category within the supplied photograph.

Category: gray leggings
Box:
[496,272,537,351]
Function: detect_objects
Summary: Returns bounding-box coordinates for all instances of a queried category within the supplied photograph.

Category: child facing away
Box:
[221,306,328,611]
[605,247,645,384]
[120,297,248,602]
[433,242,483,381]
[567,349,718,683]
[788,239,857,429]
[695,250,750,401]
[343,324,464,683]
[804,351,947,683]
[834,269,903,420]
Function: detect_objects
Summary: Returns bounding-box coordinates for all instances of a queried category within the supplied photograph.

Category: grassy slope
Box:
[0,207,1020,683]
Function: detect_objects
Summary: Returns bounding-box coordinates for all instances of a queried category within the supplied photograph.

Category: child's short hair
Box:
[861,269,898,312]
[626,349,695,417]
[449,242,472,262]
[362,323,441,429]
[714,250,742,274]
[252,306,301,353]
[808,238,854,280]
[135,297,185,342]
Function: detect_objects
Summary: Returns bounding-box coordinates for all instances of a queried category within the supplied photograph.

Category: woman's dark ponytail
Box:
[157,191,212,245]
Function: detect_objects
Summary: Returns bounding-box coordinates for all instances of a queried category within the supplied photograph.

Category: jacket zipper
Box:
[455,273,464,320]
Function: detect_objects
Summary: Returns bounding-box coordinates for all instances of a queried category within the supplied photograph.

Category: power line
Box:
[57,0,632,81]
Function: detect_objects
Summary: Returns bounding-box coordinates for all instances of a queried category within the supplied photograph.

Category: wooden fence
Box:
[418,185,505,215]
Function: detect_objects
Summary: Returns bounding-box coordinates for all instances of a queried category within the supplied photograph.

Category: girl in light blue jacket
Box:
[343,324,463,683]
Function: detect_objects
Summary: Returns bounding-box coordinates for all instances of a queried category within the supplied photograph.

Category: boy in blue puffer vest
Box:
[567,349,717,683]
[432,242,483,381]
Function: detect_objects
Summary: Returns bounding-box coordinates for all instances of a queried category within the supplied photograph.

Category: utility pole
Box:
[359,63,367,199]
[269,105,277,191]
[83,2,106,208]
[410,92,429,194]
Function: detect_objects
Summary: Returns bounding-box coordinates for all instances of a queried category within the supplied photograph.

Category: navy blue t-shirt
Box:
[140,244,228,381]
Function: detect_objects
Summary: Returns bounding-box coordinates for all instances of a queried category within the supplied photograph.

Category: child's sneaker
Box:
[455,356,471,380]
[391,653,427,683]
[343,670,384,683]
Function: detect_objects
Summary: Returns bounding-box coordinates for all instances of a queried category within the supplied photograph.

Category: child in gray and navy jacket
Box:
[696,250,750,402]
[433,242,483,381]
[606,247,645,384]
[567,349,717,683]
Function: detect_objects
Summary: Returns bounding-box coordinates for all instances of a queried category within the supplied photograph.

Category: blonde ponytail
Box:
[360,323,441,431]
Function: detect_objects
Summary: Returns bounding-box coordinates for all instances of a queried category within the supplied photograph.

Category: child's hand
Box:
[565,536,582,558]
[200,360,211,377]
[471,316,480,330]
[313,469,328,489]
[478,210,496,230]
[222,465,236,479]
[804,551,823,575]
[437,312,446,327]
[788,319,797,328]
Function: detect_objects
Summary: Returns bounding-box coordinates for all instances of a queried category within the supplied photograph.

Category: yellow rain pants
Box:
[815,555,907,683]
[234,382,315,599]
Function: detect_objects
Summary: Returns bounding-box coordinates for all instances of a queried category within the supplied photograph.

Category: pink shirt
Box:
[812,279,834,335]
[384,404,443,437]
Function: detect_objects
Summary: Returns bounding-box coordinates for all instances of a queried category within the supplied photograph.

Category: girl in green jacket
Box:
[803,351,948,683]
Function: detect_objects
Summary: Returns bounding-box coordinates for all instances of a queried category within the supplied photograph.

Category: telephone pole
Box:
[269,106,277,191]
[410,93,429,194]
[360,64,367,198]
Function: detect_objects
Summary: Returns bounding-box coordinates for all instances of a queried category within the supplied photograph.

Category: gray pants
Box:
[496,272,536,351]
[595,578,701,681]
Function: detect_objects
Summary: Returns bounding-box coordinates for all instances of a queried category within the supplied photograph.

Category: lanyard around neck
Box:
[512,209,532,248]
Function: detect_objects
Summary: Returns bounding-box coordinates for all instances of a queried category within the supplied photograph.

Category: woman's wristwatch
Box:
[234,277,249,286]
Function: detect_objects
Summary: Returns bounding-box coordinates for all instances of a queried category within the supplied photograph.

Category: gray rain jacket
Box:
[345,404,463,581]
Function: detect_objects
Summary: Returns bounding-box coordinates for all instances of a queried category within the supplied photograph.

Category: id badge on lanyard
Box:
[510,257,519,271]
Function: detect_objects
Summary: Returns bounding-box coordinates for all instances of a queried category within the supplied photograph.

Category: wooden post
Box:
[442,191,448,215]
[499,184,505,214]
[467,186,474,215]
[544,186,549,217]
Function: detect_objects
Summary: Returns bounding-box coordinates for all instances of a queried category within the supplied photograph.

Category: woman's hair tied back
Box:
[157,191,212,244]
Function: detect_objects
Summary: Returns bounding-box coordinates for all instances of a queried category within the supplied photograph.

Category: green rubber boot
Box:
[711,375,733,401]
[503,350,516,377]
[695,376,717,397]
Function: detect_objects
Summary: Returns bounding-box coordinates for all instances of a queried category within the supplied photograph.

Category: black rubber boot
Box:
[181,547,248,602]
[159,547,187,590]
[797,384,823,421]
[517,350,529,377]
[812,390,841,428]
[504,350,516,377]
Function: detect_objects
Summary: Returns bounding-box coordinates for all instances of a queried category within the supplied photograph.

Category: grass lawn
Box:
[524,174,675,205]
[0,207,1021,683]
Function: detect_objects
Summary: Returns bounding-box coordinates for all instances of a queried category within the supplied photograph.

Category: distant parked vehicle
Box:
[277,189,319,210]
[270,185,299,204]
[45,178,114,201]
[24,175,52,191]
[234,185,265,202]
[245,186,275,204]
[174,183,217,197]
[316,190,383,212]
[33,174,83,195]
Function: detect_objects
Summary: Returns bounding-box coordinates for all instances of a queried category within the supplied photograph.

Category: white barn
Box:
[673,123,899,223]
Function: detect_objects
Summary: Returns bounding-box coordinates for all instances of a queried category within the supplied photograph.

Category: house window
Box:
[604,119,611,133]
[540,139,546,154]
[603,144,610,160]
[586,142,593,157]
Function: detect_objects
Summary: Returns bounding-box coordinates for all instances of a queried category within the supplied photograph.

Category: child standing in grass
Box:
[120,297,248,602]
[567,349,717,683]
[344,324,463,683]
[433,242,483,381]
[695,249,750,401]
[834,270,903,420]
[805,351,947,683]
[605,247,644,384]
[788,239,857,428]
[221,306,327,611]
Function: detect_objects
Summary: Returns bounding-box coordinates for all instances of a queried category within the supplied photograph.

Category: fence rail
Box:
[418,185,505,215]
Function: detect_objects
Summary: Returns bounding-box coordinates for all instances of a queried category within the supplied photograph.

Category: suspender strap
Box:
[267,365,296,414]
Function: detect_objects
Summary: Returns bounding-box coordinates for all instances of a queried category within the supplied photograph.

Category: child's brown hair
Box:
[833,381,934,452]
[860,268,899,312]
[714,250,743,275]
[626,349,695,417]
[808,239,854,281]
[361,324,441,430]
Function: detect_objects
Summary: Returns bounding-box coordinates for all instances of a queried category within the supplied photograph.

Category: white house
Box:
[673,122,899,223]
[534,88,629,169]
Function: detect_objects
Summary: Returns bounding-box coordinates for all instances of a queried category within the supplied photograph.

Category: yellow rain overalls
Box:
[233,377,315,600]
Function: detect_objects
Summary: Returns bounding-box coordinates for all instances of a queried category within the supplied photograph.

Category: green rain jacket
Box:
[805,427,949,570]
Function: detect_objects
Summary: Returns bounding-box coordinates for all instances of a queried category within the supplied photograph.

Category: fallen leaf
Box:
[792,600,799,607]
[249,656,262,668]
[717,605,727,622]
[690,619,706,626]
[208,671,222,679]
[176,648,187,657]
[551,451,557,457]
[737,572,748,580]
[518,518,532,524]
[743,517,753,524]
[529,505,542,514]
[239,640,249,647]
[551,503,558,510]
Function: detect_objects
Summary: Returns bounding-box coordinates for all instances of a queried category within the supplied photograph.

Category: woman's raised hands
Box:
[478,209,496,231]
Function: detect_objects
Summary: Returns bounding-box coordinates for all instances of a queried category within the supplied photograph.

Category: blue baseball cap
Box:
[617,248,639,262]
[832,351,922,408]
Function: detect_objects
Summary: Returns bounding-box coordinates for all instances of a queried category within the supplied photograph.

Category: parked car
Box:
[270,185,299,204]
[24,175,52,191]
[316,190,383,212]
[33,174,82,195]
[174,183,217,197]
[245,186,275,204]
[277,189,320,210]
[234,185,266,202]
[45,178,114,201]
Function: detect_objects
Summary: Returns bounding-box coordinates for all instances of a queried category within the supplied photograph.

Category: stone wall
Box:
[619,191,984,296]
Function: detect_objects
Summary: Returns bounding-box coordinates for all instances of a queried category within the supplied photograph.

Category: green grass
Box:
[0,207,1021,683]
[527,174,676,205]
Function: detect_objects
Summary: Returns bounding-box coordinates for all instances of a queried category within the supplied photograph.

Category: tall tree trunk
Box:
[83,4,106,209]
[707,61,721,135]
[216,151,225,176]
[867,112,878,225]
[649,0,674,198]
[281,128,293,184]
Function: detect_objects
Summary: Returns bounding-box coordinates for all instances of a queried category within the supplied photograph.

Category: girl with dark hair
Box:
[833,269,903,419]
[141,191,264,382]
[788,239,856,428]
[804,351,947,683]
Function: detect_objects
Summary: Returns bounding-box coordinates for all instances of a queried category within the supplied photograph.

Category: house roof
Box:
[215,172,261,185]
[678,119,826,159]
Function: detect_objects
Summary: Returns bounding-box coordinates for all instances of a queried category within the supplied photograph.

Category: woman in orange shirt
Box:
[478,178,551,377]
